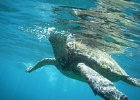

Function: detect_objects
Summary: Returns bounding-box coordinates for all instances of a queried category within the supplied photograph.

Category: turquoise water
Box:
[0,0,140,100]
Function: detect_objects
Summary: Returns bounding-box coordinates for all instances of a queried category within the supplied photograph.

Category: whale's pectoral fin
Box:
[26,58,56,73]
[76,63,128,100]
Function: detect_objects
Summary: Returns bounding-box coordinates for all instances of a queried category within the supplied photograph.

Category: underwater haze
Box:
[0,0,140,100]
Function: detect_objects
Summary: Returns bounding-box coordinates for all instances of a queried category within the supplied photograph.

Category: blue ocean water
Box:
[0,0,140,100]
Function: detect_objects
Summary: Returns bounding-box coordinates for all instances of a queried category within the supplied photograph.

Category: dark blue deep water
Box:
[0,0,140,100]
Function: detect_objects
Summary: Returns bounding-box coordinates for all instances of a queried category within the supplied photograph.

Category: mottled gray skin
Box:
[26,32,140,100]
